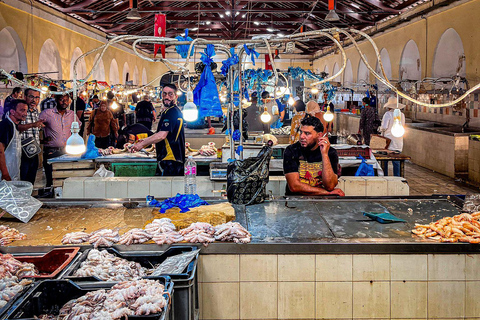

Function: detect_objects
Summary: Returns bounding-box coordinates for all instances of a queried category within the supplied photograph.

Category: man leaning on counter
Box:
[283,116,345,196]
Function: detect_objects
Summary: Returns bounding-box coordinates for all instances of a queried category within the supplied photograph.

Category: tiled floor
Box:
[33,160,480,196]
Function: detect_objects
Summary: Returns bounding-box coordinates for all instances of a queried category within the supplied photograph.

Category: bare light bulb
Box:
[260,108,272,123]
[323,107,334,122]
[41,86,48,93]
[311,87,319,94]
[82,91,87,96]
[288,96,295,106]
[111,101,119,110]
[183,90,198,122]
[66,122,86,155]
[391,109,405,137]
[176,90,183,96]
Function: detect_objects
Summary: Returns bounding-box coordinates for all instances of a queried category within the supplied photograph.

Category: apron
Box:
[4,115,21,181]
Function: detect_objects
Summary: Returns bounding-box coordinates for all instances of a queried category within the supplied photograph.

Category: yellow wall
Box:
[0,1,168,86]
[312,0,480,84]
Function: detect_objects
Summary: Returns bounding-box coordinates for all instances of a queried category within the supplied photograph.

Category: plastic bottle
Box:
[184,155,197,195]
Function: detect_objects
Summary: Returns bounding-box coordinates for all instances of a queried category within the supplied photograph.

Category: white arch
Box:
[357,55,369,84]
[122,62,130,84]
[399,40,422,91]
[432,28,466,79]
[133,66,139,85]
[343,59,353,85]
[332,62,341,82]
[0,27,28,74]
[376,48,392,89]
[92,54,106,81]
[142,68,148,86]
[109,59,119,85]
[38,39,62,80]
[70,47,87,80]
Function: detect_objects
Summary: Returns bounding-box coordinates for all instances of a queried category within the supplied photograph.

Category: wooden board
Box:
[52,169,96,179]
[52,162,95,170]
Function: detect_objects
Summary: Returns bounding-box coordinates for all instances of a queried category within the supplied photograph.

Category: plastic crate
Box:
[62,245,199,320]
[110,163,157,177]
[272,148,284,159]
[3,278,173,320]
[14,247,80,279]
[336,147,371,159]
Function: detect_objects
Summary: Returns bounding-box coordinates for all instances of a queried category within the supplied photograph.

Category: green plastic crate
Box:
[110,163,157,176]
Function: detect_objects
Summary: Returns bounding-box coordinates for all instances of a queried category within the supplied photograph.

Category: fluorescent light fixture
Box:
[235,11,240,16]
[277,33,284,37]
[220,14,224,18]
[242,14,246,18]
[191,27,198,31]
[267,28,274,32]
[206,21,211,25]
[225,11,231,16]
[254,21,259,25]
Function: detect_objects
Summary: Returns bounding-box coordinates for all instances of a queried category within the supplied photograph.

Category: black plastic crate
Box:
[0,282,34,320]
[3,278,173,320]
[62,245,199,320]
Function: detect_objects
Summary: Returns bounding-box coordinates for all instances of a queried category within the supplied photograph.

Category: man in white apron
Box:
[0,100,28,181]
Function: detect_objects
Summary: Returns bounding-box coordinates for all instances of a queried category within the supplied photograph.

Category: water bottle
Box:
[184,155,197,195]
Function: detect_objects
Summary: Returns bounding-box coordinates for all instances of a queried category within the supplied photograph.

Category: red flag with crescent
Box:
[154,14,166,58]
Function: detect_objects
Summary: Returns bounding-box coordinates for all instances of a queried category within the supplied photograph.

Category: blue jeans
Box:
[384,161,401,176]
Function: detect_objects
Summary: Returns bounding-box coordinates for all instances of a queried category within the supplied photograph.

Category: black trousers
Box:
[20,153,39,185]
[43,147,64,187]
[156,160,184,176]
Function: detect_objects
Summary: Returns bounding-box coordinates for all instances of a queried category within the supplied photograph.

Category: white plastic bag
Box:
[93,164,114,177]
[0,180,42,223]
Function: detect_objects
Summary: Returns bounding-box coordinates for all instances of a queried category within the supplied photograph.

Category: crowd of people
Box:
[0,83,176,191]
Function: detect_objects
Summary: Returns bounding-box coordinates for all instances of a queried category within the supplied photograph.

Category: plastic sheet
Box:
[193,45,223,118]
[227,142,273,205]
[148,194,209,213]
[0,180,42,223]
[150,249,200,276]
[243,45,259,66]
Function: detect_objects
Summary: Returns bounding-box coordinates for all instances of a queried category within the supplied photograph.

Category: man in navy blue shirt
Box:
[131,83,185,176]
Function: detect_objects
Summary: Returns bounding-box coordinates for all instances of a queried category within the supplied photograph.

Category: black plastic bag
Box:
[227,142,273,205]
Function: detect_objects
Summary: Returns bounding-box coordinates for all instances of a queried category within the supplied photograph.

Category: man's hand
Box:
[33,120,45,128]
[130,141,144,153]
[318,136,330,154]
[2,173,12,181]
[329,188,345,197]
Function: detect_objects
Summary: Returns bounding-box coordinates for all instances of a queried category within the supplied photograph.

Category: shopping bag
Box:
[355,155,375,176]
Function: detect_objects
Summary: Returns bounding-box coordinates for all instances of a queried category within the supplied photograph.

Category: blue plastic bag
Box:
[175,29,194,59]
[81,134,100,159]
[193,44,223,118]
[355,155,374,176]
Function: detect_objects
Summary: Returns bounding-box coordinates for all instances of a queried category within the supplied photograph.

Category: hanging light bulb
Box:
[41,86,48,93]
[111,101,119,110]
[288,96,295,106]
[183,90,198,122]
[323,106,334,122]
[82,90,87,96]
[66,122,86,155]
[176,90,183,96]
[220,96,227,103]
[260,107,272,123]
[311,87,319,94]
[391,109,405,138]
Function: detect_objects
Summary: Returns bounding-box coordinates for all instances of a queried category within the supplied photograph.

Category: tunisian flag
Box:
[154,14,166,58]
[265,54,274,70]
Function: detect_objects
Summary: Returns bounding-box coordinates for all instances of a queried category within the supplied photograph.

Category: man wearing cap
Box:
[380,96,406,176]
[283,116,345,196]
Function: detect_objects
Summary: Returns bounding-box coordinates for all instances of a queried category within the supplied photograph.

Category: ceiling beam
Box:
[359,0,400,13]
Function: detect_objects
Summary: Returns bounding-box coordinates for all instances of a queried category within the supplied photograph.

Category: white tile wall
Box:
[64,176,409,198]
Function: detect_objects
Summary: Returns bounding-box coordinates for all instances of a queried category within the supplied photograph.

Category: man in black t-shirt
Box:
[132,83,185,176]
[135,95,156,130]
[283,116,345,196]
[70,96,86,136]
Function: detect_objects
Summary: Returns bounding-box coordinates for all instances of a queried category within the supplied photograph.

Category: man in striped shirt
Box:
[18,89,45,184]
[39,93,78,187]
[40,86,57,111]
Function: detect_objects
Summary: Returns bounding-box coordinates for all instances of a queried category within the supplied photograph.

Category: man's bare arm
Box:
[0,143,11,181]
[285,172,335,195]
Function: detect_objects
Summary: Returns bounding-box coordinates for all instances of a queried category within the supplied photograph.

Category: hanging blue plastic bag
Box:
[193,44,223,118]
[81,134,100,159]
[175,29,194,59]
[355,155,374,176]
